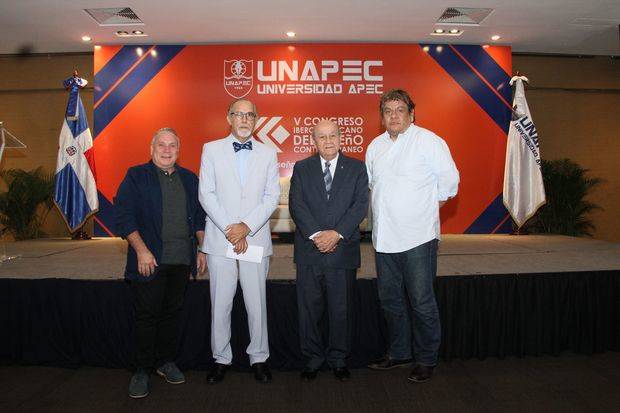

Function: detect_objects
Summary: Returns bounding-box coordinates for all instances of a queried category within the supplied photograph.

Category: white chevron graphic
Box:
[254,116,290,153]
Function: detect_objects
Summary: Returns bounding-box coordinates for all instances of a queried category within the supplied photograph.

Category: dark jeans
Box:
[375,239,440,366]
[130,264,189,370]
[296,264,356,369]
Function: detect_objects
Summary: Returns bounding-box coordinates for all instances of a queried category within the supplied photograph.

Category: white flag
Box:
[503,76,546,228]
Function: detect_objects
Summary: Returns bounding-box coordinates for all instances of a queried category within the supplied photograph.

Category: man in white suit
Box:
[199,99,280,384]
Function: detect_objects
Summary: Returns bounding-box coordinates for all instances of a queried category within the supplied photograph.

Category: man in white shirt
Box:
[366,89,459,382]
[199,99,280,384]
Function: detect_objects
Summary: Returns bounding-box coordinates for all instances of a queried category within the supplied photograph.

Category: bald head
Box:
[312,120,340,161]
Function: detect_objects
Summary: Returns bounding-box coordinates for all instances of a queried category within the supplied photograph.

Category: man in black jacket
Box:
[115,127,206,398]
[289,119,369,381]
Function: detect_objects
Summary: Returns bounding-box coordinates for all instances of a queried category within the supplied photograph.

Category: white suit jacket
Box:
[199,135,280,257]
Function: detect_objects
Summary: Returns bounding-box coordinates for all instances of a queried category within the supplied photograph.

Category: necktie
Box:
[323,161,332,199]
[233,141,252,152]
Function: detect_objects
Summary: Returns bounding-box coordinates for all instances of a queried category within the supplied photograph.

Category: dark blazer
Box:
[114,161,206,282]
[289,153,369,269]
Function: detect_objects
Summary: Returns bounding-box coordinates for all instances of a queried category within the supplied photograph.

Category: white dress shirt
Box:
[232,136,253,186]
[365,124,459,253]
[320,153,339,181]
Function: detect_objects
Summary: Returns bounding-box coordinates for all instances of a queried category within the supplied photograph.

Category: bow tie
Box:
[233,141,252,152]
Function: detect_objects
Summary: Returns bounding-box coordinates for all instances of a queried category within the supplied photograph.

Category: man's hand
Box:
[313,230,341,253]
[196,251,207,276]
[233,238,248,254]
[225,222,251,244]
[137,249,158,277]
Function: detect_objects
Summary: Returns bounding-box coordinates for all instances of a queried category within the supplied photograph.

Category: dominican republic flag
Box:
[54,83,98,232]
[503,76,546,228]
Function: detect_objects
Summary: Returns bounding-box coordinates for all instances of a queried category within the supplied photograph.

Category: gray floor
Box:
[1,352,619,412]
[1,234,619,280]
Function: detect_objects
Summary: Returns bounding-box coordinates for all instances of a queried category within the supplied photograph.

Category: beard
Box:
[235,127,253,139]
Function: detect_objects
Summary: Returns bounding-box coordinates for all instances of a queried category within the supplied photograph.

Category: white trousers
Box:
[207,254,270,365]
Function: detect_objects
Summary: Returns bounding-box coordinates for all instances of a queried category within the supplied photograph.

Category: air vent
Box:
[84,7,144,26]
[437,7,493,26]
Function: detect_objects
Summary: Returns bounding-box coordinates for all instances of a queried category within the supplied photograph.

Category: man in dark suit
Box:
[289,119,369,381]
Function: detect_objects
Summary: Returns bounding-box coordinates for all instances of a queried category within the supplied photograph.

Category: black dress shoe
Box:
[300,368,318,381]
[333,366,350,381]
[206,363,228,384]
[407,364,434,383]
[367,357,413,370]
[252,362,272,383]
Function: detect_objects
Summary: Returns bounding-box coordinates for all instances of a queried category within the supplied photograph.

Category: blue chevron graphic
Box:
[465,194,512,234]
[422,44,511,134]
[94,45,185,137]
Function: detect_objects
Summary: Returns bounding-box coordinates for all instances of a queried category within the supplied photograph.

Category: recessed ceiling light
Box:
[491,35,501,41]
[81,35,92,42]
[136,47,144,56]
[431,28,462,36]
[482,44,490,49]
[422,46,430,52]
[150,49,157,57]
[115,30,147,38]
[94,45,101,50]
[286,31,296,38]
[436,46,443,52]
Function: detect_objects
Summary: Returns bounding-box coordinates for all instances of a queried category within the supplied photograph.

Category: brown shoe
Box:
[407,364,434,383]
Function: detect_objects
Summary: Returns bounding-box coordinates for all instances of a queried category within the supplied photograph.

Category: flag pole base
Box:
[71,230,91,240]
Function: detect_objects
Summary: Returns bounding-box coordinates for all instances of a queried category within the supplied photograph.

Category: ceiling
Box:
[1,0,618,56]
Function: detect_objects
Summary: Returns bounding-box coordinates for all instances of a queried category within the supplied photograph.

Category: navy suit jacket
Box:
[289,153,369,269]
[114,161,206,282]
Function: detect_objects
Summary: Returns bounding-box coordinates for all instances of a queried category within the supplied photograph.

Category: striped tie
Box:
[323,161,332,199]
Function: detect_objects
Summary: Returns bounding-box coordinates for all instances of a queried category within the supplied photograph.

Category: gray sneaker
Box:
[129,369,149,399]
[156,362,186,384]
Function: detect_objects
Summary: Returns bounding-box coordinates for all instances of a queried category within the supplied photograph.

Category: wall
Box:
[0,52,618,241]
[0,53,93,236]
[512,55,619,242]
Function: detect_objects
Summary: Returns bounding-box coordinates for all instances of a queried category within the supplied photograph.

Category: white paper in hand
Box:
[226,244,264,263]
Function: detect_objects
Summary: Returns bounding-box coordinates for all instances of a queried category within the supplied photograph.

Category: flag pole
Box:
[54,70,99,239]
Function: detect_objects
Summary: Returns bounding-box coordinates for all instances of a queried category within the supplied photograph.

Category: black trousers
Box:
[296,264,356,369]
[130,264,189,370]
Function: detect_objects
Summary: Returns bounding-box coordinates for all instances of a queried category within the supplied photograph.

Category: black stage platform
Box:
[1,235,619,369]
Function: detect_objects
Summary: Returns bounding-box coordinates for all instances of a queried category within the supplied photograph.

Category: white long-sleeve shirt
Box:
[365,124,459,253]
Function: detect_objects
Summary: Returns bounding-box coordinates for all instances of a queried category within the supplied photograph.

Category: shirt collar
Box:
[229,134,254,145]
[319,152,339,167]
[382,123,415,143]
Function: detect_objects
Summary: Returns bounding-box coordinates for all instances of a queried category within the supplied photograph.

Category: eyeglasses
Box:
[382,107,410,117]
[229,111,257,120]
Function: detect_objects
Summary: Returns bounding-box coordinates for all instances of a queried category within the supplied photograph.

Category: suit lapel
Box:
[328,153,349,202]
[147,162,163,229]
[310,155,329,201]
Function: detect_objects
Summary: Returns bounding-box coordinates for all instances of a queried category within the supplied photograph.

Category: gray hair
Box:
[151,127,180,146]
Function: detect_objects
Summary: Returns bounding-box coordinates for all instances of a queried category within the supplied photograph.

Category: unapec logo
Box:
[224,60,253,98]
